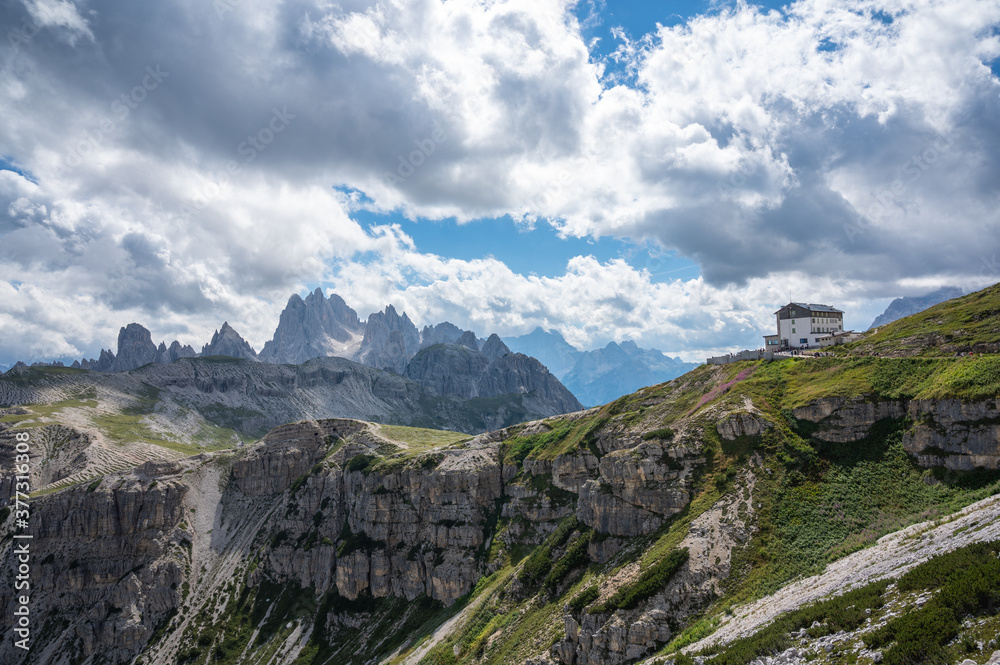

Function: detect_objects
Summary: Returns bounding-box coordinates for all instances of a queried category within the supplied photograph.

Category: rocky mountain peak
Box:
[356,304,421,374]
[456,330,480,350]
[259,289,363,364]
[868,286,964,330]
[420,322,465,348]
[201,322,259,361]
[110,323,159,372]
[481,333,510,362]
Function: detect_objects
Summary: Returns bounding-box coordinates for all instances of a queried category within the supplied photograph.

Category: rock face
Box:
[259,289,363,364]
[404,344,490,397]
[792,396,1000,469]
[0,415,700,665]
[200,322,259,361]
[355,305,421,374]
[481,333,511,362]
[404,342,583,414]
[420,322,466,348]
[110,323,159,372]
[0,354,578,441]
[868,286,963,330]
[156,340,197,363]
[0,469,187,665]
[478,353,582,415]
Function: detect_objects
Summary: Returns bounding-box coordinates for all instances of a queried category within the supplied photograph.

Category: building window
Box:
[792,328,796,333]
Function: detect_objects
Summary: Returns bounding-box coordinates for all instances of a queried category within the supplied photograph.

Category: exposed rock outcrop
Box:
[478,352,582,415]
[259,289,363,364]
[420,322,466,348]
[481,333,511,362]
[200,322,260,361]
[111,323,160,372]
[792,395,1000,469]
[355,305,421,374]
[404,344,490,397]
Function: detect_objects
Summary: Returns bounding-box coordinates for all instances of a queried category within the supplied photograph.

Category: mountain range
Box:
[9,289,697,409]
[503,327,699,406]
[3,290,582,438]
[867,286,964,330]
[2,282,999,665]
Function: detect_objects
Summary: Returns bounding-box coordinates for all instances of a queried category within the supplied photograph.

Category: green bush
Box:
[703,580,889,665]
[642,427,675,441]
[344,453,378,474]
[594,548,689,612]
[865,540,1000,665]
[544,531,593,591]
[518,518,579,586]
[568,586,599,613]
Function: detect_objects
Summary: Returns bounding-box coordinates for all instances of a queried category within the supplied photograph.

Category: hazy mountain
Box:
[503,327,581,377]
[504,328,698,407]
[561,340,698,407]
[259,288,364,364]
[868,286,963,330]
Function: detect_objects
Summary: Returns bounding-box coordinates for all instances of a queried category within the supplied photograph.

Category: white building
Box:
[764,303,845,350]
[817,330,864,347]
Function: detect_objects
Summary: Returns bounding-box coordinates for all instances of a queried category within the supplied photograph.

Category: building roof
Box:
[775,302,844,315]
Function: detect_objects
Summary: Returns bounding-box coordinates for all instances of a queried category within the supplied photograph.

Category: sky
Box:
[1,0,999,366]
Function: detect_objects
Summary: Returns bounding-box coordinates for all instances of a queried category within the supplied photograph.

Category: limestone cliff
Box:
[3,355,999,665]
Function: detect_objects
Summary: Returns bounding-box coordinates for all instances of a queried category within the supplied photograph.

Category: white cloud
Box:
[1,0,998,364]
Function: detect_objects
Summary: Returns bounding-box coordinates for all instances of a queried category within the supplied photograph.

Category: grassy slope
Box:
[397,350,1000,665]
[57,287,1000,665]
[840,281,1000,356]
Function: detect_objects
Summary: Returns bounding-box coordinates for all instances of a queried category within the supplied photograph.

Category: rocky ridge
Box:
[259,288,364,364]
[4,353,999,665]
[200,322,260,361]
[868,286,963,330]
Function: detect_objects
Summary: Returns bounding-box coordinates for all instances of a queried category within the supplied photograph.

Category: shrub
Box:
[544,531,593,591]
[568,586,599,613]
[594,548,689,612]
[865,540,1000,665]
[344,453,378,474]
[518,518,579,586]
[642,428,675,441]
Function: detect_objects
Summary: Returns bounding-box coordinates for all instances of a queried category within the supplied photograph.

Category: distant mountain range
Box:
[503,327,699,407]
[868,286,964,330]
[7,288,698,409]
[7,289,582,420]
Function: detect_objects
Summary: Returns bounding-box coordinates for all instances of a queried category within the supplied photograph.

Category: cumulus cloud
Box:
[0,0,998,364]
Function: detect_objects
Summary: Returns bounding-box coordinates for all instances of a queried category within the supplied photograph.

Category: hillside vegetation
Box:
[841,281,1000,356]
[2,283,1000,665]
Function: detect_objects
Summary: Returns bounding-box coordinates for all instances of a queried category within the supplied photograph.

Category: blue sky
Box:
[1,0,999,366]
